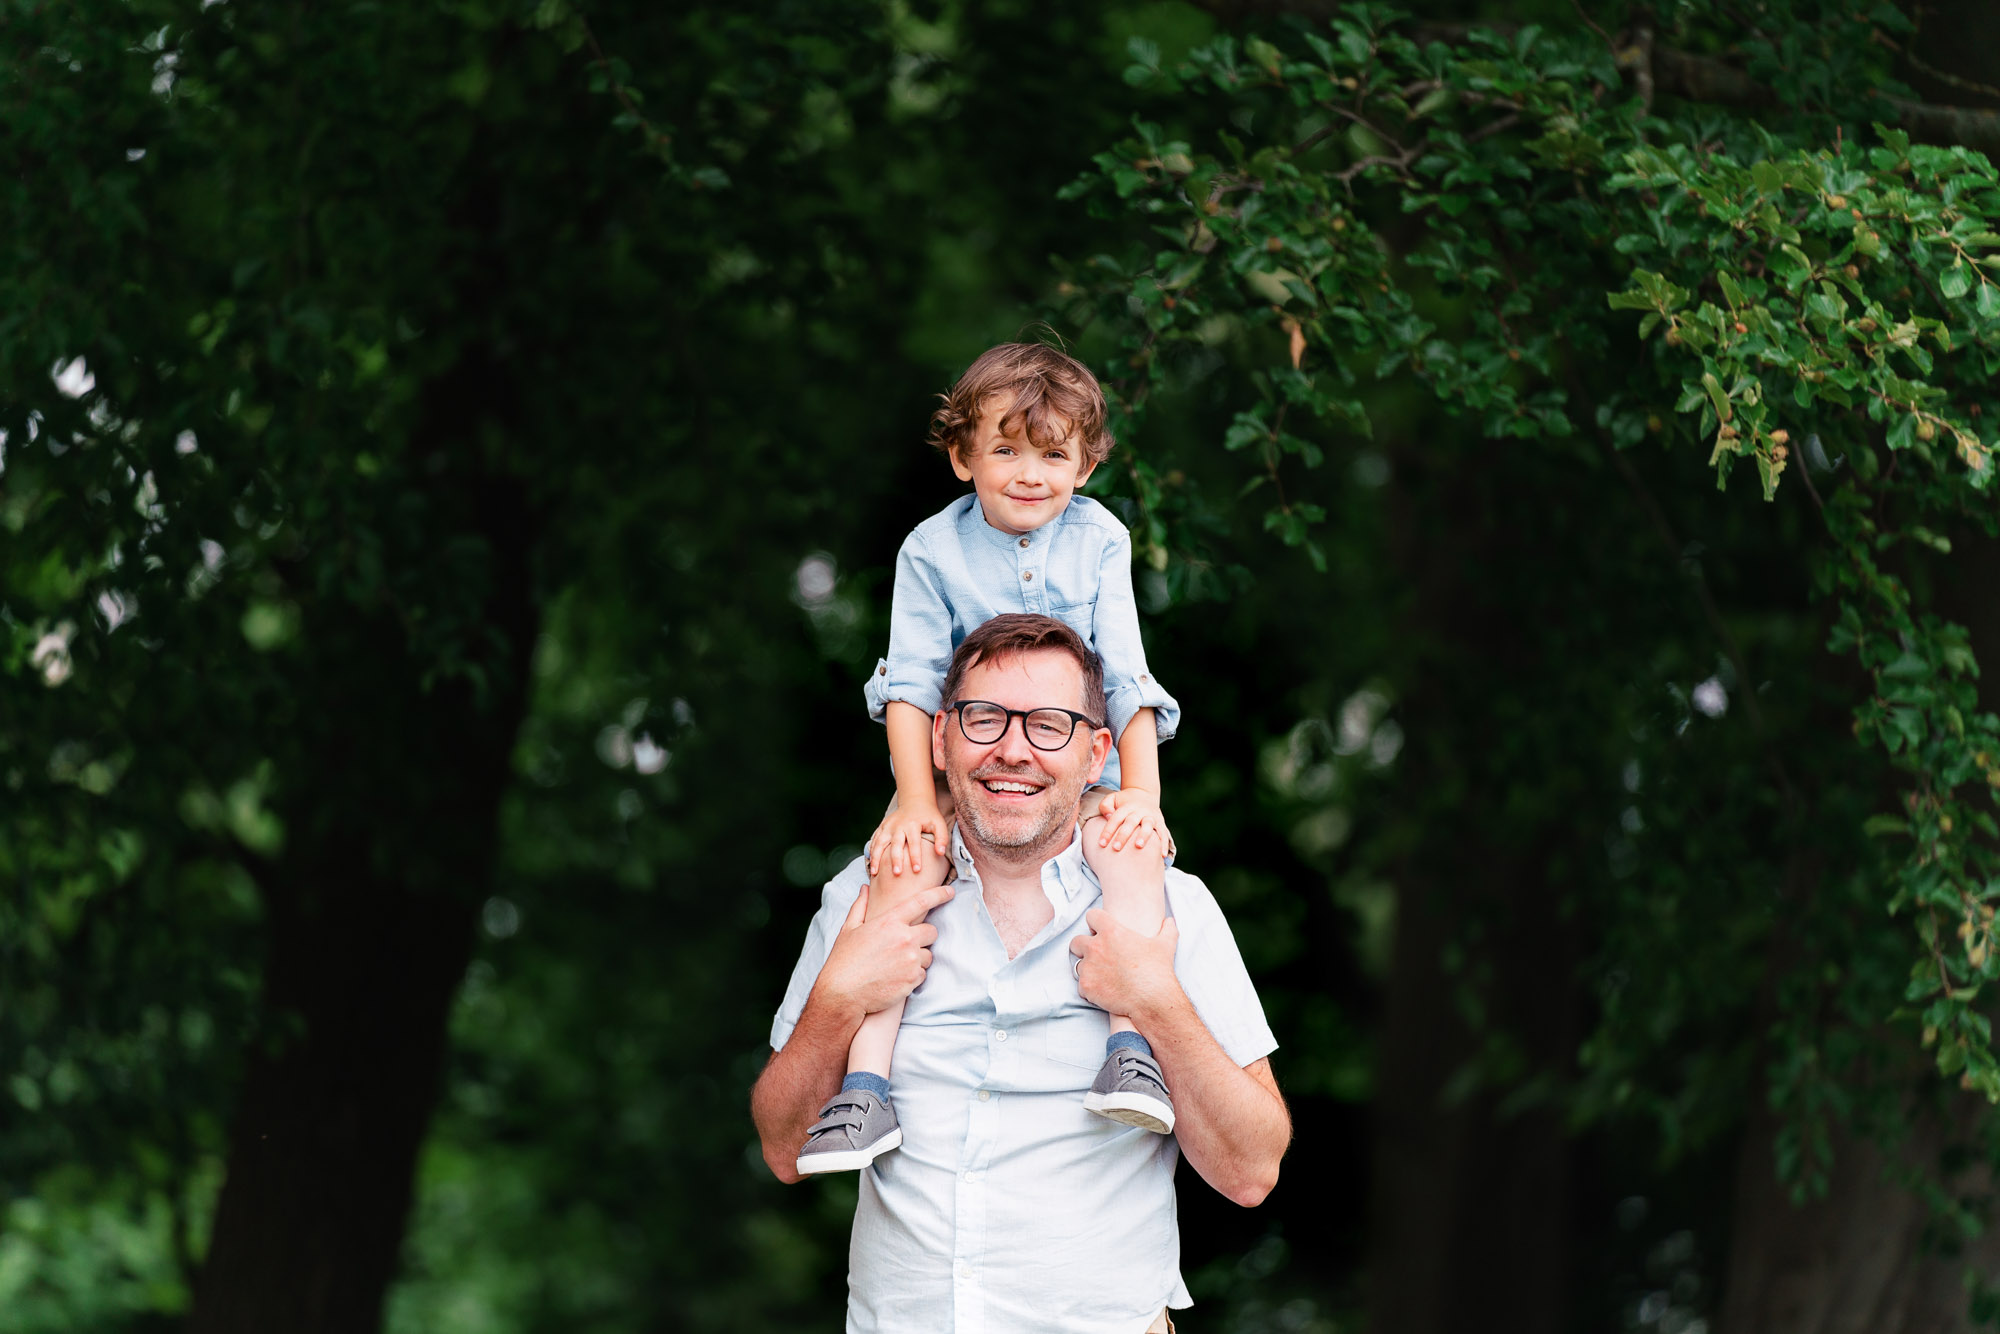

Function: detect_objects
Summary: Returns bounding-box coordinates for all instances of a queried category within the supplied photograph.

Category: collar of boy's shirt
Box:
[950,822,1095,904]
[963,494,1073,550]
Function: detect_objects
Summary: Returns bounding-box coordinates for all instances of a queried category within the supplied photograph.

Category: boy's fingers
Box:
[908,883,955,919]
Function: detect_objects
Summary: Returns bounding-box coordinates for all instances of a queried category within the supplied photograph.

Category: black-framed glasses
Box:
[947,699,1103,751]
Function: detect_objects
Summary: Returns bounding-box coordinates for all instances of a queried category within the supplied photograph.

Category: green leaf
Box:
[1702,372,1732,423]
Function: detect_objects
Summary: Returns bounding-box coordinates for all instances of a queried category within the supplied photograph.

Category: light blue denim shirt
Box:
[770,829,1278,1334]
[864,494,1181,790]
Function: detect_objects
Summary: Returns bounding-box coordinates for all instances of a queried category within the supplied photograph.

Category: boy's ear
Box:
[948,445,974,483]
[1075,457,1097,488]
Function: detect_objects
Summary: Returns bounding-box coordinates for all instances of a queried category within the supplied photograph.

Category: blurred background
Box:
[6,0,2000,1331]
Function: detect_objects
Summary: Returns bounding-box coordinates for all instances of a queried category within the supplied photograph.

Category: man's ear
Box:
[933,708,952,772]
[1086,725,1112,786]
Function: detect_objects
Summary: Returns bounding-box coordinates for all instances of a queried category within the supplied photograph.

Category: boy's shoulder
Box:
[1058,493,1129,539]
[901,494,1129,556]
[905,494,980,550]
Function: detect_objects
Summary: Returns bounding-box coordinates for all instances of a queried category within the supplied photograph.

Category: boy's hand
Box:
[1093,788,1171,856]
[869,804,951,879]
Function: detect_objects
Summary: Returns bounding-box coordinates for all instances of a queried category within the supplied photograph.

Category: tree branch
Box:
[1183,4,2000,156]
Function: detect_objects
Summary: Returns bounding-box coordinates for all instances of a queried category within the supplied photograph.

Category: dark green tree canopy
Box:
[10,1,2000,1330]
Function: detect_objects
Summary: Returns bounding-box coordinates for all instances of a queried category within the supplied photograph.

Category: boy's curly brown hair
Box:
[927,342,1115,469]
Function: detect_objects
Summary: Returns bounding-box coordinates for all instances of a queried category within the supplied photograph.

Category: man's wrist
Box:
[803,977,868,1035]
[1127,973,1194,1036]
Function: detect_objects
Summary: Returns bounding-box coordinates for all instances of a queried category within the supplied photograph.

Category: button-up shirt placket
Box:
[949,846,1089,1334]
[1015,530,1043,615]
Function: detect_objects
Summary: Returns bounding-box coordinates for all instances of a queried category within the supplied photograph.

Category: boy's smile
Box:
[950,393,1095,536]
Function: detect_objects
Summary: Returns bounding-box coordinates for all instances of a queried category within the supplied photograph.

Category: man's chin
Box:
[961,794,1068,851]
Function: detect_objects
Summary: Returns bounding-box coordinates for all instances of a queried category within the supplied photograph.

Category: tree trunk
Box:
[189,349,537,1330]
[187,876,485,1333]
[1366,860,1578,1334]
[1363,441,1583,1334]
[1718,1087,2000,1334]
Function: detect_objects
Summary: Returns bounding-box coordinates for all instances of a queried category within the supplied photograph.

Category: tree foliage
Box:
[1058,0,2000,1222]
[10,0,2000,1329]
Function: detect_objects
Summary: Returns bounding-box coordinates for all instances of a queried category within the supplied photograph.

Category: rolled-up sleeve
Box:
[1092,527,1181,744]
[864,533,955,723]
[769,857,869,1052]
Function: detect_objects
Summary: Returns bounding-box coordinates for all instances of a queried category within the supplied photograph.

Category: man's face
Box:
[934,649,1111,859]
[949,393,1096,537]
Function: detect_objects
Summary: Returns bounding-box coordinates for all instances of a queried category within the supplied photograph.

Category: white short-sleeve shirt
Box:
[770,827,1278,1334]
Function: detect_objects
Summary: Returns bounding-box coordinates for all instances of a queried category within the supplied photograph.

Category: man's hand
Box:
[813,879,955,1021]
[1069,908,1183,1028]
[1091,787,1170,855]
[868,802,952,879]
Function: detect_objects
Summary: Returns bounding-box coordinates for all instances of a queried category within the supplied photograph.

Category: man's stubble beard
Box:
[944,748,1089,864]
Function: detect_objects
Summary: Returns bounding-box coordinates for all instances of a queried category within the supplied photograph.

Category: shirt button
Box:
[994,1030,1009,1042]
[978,1089,992,1102]
[878,665,887,675]
[1022,571,1033,582]
[1018,537,1030,548]
[963,1169,981,1182]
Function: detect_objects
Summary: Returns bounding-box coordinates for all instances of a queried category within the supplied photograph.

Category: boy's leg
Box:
[1079,787,1175,1134]
[798,827,952,1176]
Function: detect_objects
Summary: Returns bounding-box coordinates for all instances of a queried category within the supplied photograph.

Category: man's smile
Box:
[974,765,1050,799]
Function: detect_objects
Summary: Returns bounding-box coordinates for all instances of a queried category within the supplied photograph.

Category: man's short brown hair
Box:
[928,343,1115,469]
[939,614,1108,728]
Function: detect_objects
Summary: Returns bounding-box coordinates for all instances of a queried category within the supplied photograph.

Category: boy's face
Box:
[950,394,1095,536]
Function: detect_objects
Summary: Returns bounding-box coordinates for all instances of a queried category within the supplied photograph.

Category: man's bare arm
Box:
[750,879,954,1184]
[1070,910,1290,1206]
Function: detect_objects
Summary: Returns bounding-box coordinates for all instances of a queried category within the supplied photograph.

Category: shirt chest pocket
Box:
[1040,983,1111,1069]
[1049,596,1097,637]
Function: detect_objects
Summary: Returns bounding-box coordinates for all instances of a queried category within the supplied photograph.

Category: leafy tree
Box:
[13,1,2000,1332]
[1060,0,2000,1327]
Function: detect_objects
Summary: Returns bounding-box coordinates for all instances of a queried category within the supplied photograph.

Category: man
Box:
[751,614,1290,1333]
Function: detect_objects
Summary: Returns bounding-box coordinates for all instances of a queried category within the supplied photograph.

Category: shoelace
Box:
[804,1097,872,1142]
[1116,1051,1170,1096]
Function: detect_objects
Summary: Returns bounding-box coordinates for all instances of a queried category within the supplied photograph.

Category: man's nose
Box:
[992,715,1040,761]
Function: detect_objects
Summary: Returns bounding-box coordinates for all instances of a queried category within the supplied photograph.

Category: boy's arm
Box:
[866,531,955,724]
[1090,525,1180,747]
[867,534,956,876]
[1114,707,1161,801]
[872,701,950,876]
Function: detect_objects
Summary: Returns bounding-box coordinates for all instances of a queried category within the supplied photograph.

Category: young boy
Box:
[795,342,1182,1176]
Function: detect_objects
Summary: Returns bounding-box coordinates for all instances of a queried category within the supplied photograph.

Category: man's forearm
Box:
[1134,989,1289,1207]
[751,989,863,1184]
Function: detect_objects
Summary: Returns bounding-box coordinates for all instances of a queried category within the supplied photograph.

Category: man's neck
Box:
[963,823,1075,955]
[964,822,1072,892]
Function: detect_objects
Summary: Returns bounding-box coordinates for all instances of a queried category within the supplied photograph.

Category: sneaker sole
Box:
[796,1127,903,1176]
[1085,1091,1175,1135]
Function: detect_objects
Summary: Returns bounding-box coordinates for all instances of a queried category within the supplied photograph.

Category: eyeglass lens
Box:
[958,702,1077,750]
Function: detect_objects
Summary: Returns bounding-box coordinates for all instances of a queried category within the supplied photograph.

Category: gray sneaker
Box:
[1084,1047,1175,1134]
[796,1089,903,1176]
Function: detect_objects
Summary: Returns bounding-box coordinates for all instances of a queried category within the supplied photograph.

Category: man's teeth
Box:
[983,780,1040,794]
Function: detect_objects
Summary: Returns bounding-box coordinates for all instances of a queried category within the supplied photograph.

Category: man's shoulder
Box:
[1162,864,1224,924]
[815,854,871,915]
